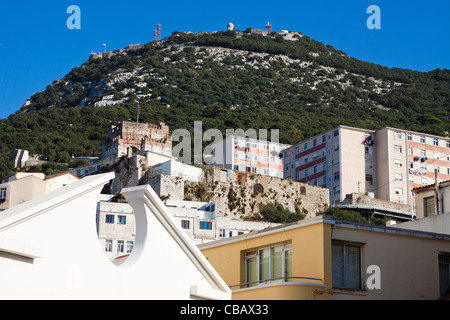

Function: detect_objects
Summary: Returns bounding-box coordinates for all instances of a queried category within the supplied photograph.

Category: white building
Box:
[149,159,203,182]
[0,173,231,300]
[282,125,450,212]
[0,171,79,211]
[96,199,281,247]
[96,201,136,260]
[392,179,450,235]
[211,135,291,178]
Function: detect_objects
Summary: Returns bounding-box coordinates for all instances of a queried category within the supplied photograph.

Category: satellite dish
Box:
[227,22,234,31]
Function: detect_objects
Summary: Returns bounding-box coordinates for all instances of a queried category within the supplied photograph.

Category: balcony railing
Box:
[229,276,323,290]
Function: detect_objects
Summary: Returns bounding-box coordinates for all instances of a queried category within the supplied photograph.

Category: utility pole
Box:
[137,99,140,124]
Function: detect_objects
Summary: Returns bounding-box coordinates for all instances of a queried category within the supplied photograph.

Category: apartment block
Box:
[283,126,376,204]
[211,135,291,178]
[282,126,450,211]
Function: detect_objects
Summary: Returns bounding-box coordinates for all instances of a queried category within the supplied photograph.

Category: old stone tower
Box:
[101,121,172,161]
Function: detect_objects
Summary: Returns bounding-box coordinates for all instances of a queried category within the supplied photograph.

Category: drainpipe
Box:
[434,168,442,215]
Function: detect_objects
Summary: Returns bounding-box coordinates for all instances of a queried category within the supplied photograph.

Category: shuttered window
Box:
[439,254,450,297]
[332,243,362,289]
[424,196,435,217]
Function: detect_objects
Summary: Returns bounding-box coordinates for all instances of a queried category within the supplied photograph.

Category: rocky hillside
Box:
[0,29,448,177]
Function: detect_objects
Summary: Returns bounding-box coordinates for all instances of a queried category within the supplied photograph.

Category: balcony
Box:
[229,276,327,300]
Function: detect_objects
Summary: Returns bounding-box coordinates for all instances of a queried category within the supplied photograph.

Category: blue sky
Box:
[0,0,449,119]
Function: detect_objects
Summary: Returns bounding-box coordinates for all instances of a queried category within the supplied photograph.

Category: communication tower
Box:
[265,22,272,32]
[153,24,162,41]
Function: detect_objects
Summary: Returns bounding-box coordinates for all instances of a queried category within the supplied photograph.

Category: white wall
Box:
[0,173,230,300]
[153,159,202,182]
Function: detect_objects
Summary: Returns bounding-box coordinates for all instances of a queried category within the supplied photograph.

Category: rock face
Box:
[108,154,329,221]
[183,166,330,219]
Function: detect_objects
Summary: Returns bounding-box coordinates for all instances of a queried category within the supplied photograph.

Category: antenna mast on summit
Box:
[153,24,162,41]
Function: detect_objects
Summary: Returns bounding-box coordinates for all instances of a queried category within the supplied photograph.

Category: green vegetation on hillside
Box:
[0,30,448,178]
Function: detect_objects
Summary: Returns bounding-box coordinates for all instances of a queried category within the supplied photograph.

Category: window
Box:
[332,242,362,289]
[322,135,326,143]
[434,138,439,146]
[394,145,402,153]
[105,240,112,252]
[439,254,450,297]
[304,143,308,150]
[334,130,339,137]
[365,174,373,185]
[200,221,212,230]
[407,133,412,141]
[394,131,402,139]
[424,196,435,217]
[422,177,428,185]
[334,186,340,195]
[245,243,292,287]
[420,136,426,143]
[334,145,339,151]
[304,169,309,177]
[126,241,134,253]
[365,160,373,168]
[118,215,126,224]
[313,139,317,147]
[313,166,318,174]
[0,188,6,199]
[365,146,373,155]
[181,220,190,229]
[105,214,114,224]
[304,157,309,164]
[395,188,403,196]
[334,171,340,181]
[408,147,413,155]
[447,141,450,148]
[394,159,403,167]
[394,173,403,181]
[420,149,426,157]
[323,176,327,185]
[117,240,124,253]
[219,229,226,238]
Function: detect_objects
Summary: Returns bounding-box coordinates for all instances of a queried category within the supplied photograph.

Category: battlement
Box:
[101,121,172,161]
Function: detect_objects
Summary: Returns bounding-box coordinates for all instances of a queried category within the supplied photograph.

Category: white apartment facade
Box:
[211,135,291,178]
[96,199,281,251]
[282,126,450,212]
[96,201,136,260]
